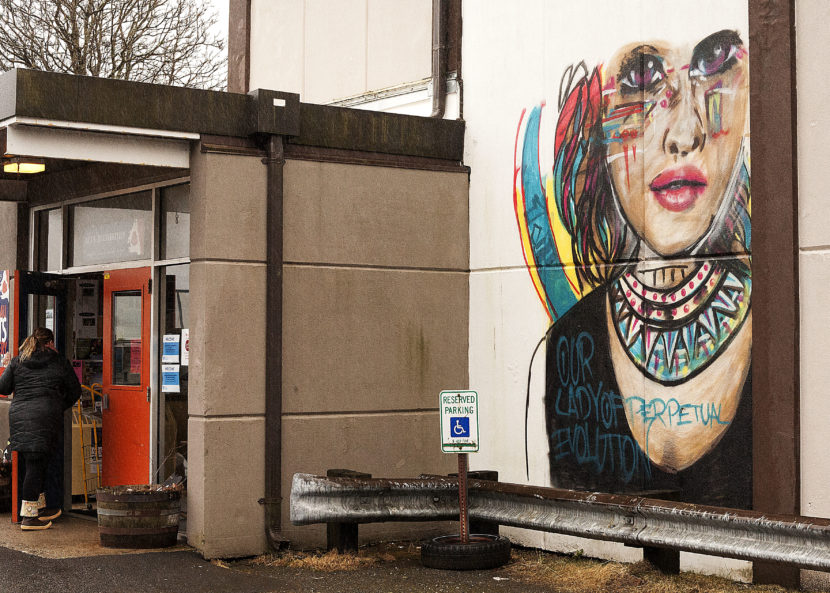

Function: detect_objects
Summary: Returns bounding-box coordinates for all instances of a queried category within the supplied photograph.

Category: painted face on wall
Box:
[602,30,749,256]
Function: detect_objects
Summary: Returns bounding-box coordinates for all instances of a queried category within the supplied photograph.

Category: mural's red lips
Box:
[649,166,707,212]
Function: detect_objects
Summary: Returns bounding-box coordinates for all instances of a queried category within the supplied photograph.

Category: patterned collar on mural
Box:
[609,260,751,384]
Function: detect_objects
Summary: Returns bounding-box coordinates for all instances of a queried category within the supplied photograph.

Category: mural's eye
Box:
[689,30,743,78]
[618,53,665,95]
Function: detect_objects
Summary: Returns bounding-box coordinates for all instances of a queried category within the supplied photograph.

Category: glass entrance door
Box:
[9,271,69,522]
[102,268,151,486]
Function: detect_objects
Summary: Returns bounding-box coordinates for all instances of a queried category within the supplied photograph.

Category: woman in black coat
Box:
[0,327,82,530]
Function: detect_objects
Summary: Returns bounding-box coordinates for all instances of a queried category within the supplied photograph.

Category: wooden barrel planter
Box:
[97,485,181,549]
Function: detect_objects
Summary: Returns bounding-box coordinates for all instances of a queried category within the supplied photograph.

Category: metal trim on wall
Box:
[284,144,469,173]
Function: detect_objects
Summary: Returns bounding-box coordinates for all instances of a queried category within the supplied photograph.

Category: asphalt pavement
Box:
[0,539,552,593]
[0,547,285,593]
[0,513,545,593]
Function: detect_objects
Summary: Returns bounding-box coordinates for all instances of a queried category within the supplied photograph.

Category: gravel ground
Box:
[231,543,552,593]
[229,542,802,593]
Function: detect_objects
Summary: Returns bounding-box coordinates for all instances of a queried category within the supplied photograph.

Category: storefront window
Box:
[160,184,190,260]
[70,191,152,267]
[36,208,62,271]
[158,264,189,481]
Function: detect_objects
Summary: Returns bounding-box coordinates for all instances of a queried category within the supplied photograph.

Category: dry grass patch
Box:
[251,549,389,572]
[503,549,797,593]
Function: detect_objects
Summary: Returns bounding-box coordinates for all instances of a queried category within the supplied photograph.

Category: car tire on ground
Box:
[420,534,511,570]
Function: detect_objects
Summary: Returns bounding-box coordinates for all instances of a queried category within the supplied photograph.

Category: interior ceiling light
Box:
[3,156,45,174]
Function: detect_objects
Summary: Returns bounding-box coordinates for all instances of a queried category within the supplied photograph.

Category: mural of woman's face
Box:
[603,31,748,256]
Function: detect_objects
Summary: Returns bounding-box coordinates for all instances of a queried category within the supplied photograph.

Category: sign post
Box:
[440,390,479,544]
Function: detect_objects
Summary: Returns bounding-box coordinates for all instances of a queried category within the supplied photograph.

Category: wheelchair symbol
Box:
[451,417,470,437]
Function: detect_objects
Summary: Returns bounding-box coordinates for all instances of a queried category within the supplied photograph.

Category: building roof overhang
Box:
[0,68,465,162]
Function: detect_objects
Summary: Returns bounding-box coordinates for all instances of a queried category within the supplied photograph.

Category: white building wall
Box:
[797,0,830,524]
[249,0,432,105]
[462,0,751,578]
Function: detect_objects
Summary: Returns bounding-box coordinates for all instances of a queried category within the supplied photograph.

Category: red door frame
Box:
[102,267,152,486]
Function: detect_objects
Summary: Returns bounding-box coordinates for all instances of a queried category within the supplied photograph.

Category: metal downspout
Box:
[430,0,448,118]
[264,135,285,548]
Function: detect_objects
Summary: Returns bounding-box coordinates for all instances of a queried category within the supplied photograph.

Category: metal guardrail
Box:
[290,473,830,571]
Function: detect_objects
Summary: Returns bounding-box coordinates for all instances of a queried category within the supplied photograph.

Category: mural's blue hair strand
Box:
[521,105,578,321]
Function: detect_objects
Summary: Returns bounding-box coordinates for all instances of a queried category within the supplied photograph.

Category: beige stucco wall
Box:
[187,146,268,558]
[182,147,469,553]
[0,201,15,447]
[0,202,17,272]
[249,0,431,104]
[797,0,830,588]
[281,160,468,547]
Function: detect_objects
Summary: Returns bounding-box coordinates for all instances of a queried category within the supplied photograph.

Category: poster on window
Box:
[0,271,8,368]
[162,334,180,363]
[161,365,180,393]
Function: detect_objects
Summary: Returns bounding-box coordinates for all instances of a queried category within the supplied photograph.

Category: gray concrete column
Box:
[187,143,268,558]
[0,202,18,271]
[0,201,16,446]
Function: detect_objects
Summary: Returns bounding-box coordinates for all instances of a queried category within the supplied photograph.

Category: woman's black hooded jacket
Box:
[0,349,82,454]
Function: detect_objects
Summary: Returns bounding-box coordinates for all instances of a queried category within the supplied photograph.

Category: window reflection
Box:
[71,191,152,267]
[112,291,141,386]
[161,184,190,260]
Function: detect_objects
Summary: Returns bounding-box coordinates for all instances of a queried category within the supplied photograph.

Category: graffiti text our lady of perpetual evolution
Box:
[550,331,730,483]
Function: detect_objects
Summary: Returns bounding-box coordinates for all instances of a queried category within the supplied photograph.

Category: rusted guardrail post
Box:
[449,469,499,535]
[635,489,680,574]
[325,469,371,553]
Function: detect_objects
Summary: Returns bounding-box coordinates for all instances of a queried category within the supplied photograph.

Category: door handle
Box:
[146,386,151,403]
[102,393,109,411]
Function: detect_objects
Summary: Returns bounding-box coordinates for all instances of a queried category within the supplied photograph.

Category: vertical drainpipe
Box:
[263,134,284,547]
[430,0,448,118]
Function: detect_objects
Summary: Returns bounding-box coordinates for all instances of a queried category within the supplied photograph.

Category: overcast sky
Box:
[206,0,228,55]
[208,0,229,39]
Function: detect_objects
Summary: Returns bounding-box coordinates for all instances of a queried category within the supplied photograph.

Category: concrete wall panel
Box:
[280,411,456,546]
[189,149,267,263]
[304,0,367,103]
[798,12,830,593]
[187,416,266,558]
[367,0,431,90]
[796,0,830,250]
[189,261,266,417]
[799,251,830,518]
[249,0,432,104]
[284,161,468,270]
[283,265,468,413]
[250,0,305,95]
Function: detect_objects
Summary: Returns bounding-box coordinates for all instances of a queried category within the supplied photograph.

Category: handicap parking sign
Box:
[440,390,479,453]
[451,417,470,437]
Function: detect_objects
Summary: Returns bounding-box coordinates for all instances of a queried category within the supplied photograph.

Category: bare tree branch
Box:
[0,0,226,90]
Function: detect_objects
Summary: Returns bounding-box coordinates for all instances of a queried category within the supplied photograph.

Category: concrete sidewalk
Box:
[0,511,180,559]
[0,512,288,593]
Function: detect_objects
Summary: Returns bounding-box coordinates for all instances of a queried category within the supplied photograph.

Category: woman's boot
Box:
[21,500,51,530]
[37,491,61,521]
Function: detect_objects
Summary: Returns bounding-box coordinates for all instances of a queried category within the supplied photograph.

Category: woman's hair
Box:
[552,63,751,289]
[19,327,55,361]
